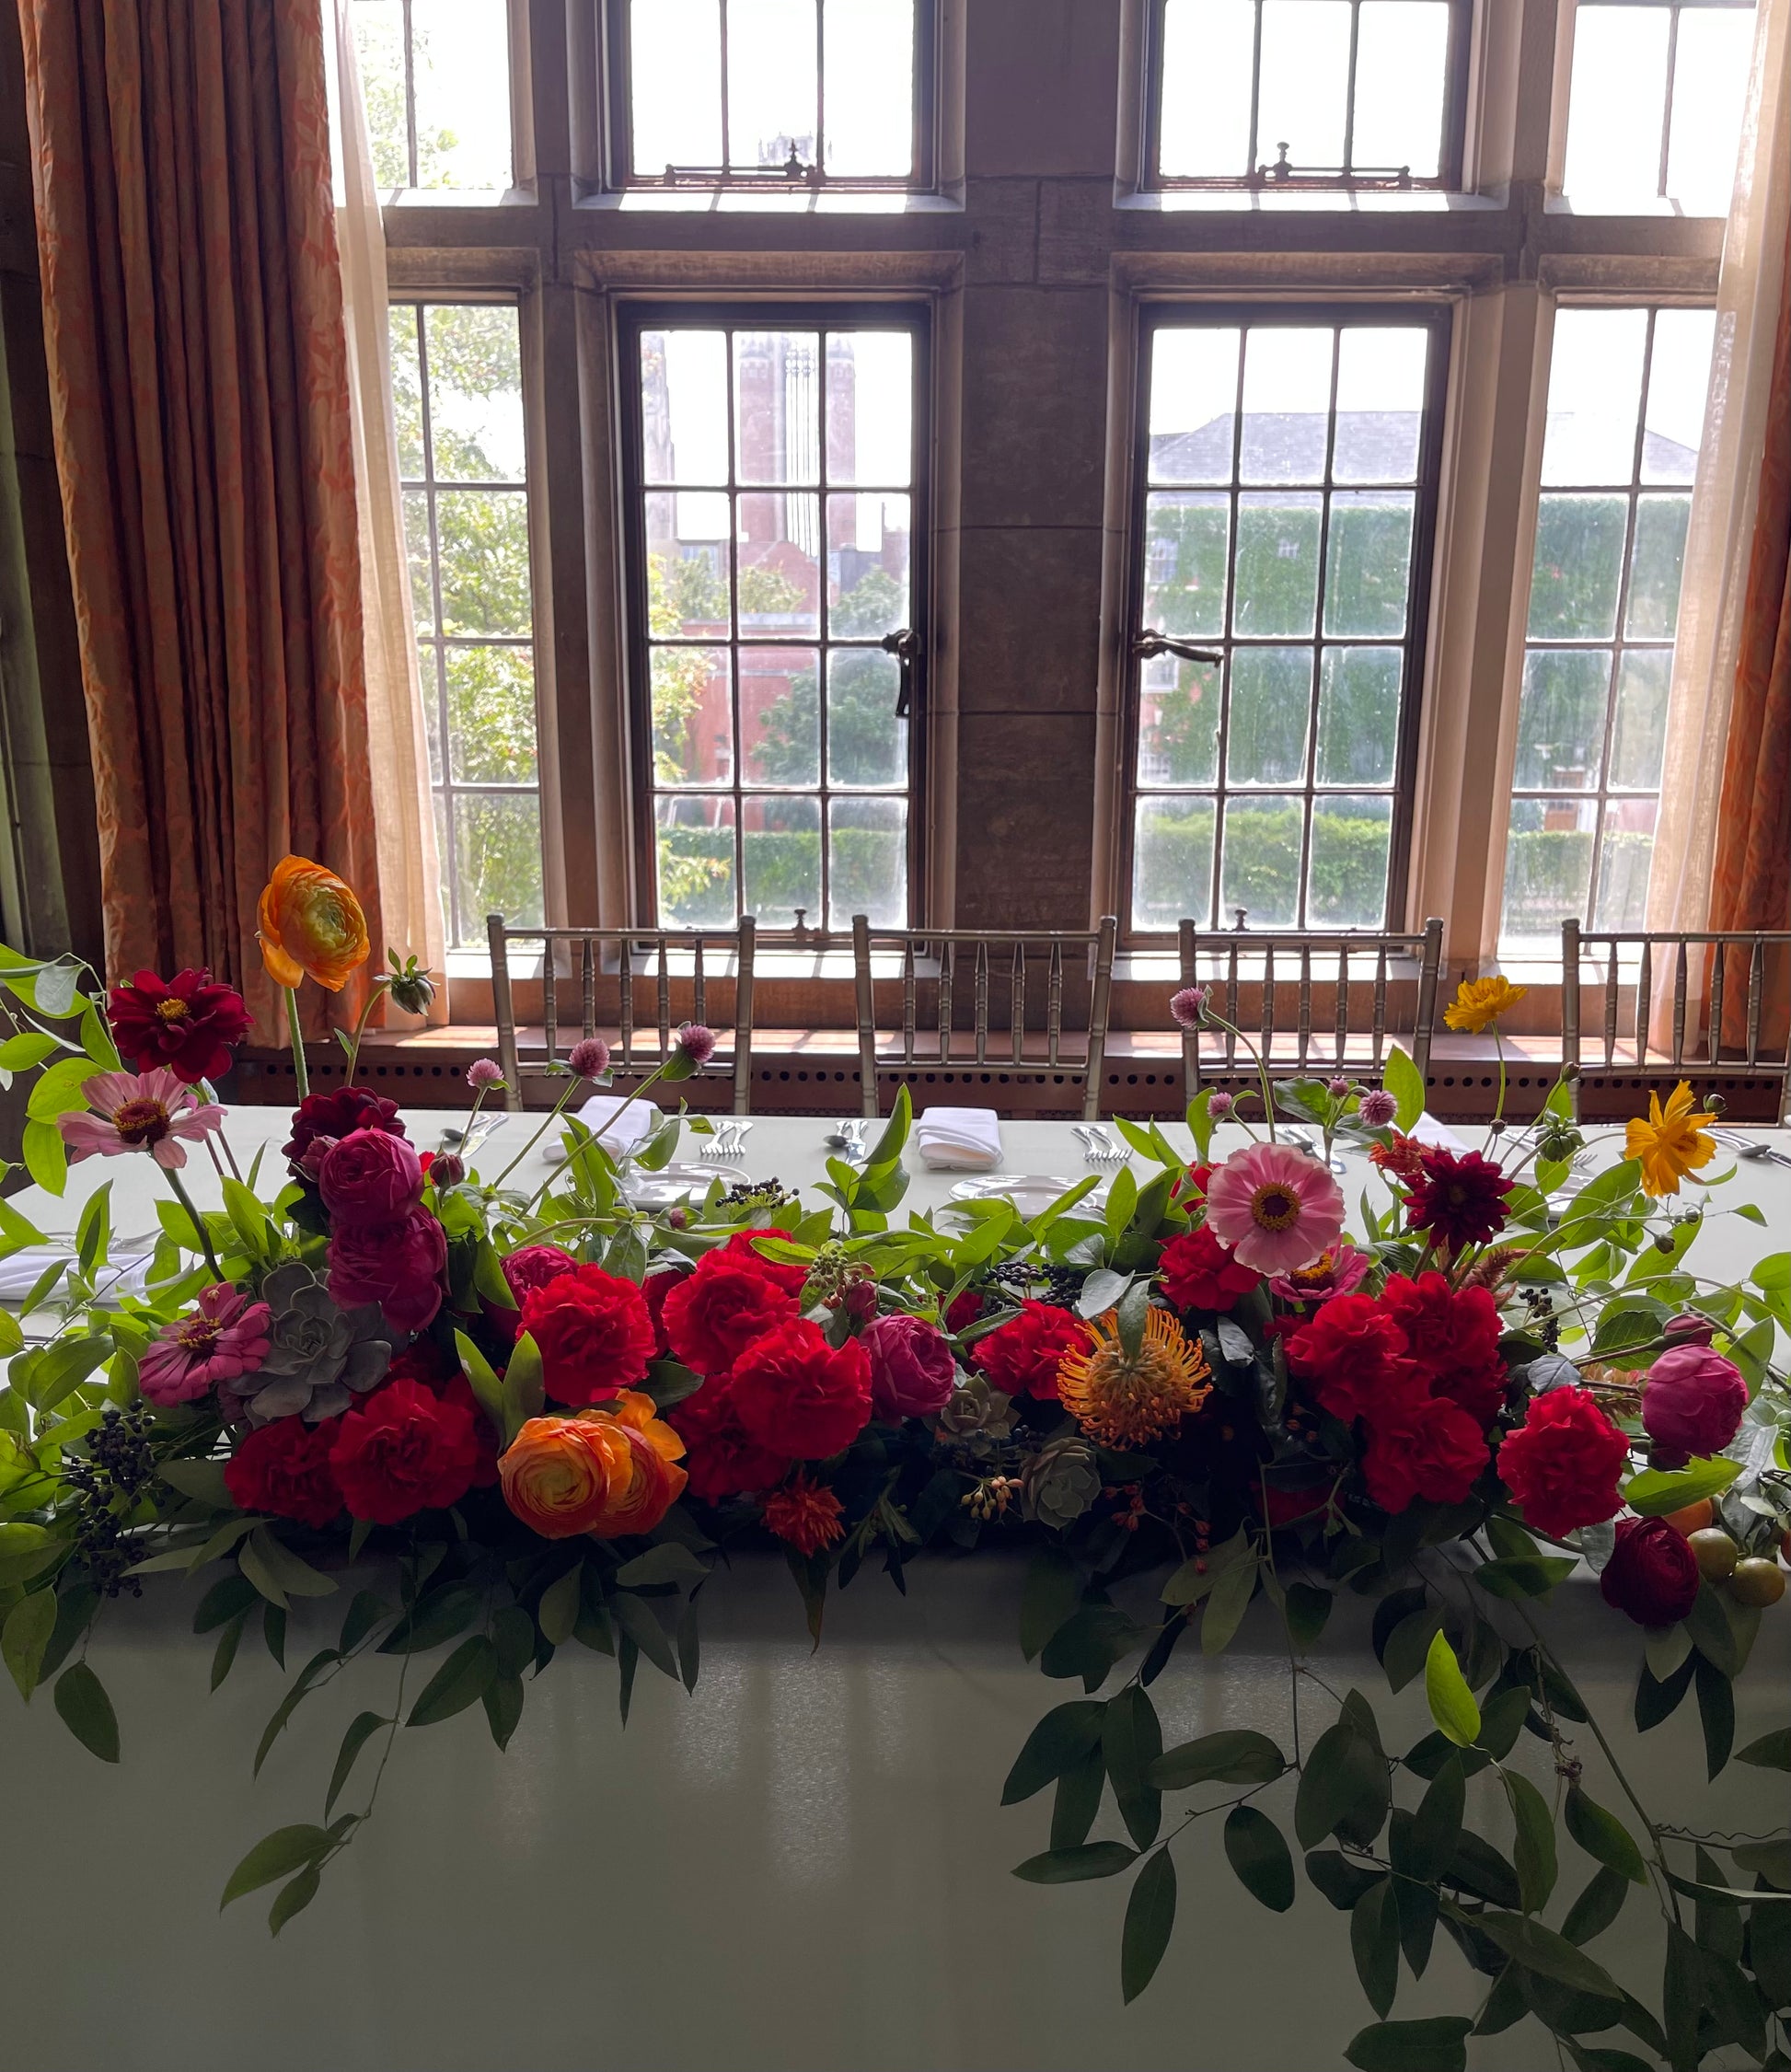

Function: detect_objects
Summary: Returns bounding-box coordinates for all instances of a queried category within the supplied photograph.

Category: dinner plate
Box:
[946,1174,1105,1219]
[621,1162,749,1209]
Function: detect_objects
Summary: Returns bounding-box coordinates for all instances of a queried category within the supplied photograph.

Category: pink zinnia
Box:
[139,1284,272,1406]
[1267,1241,1372,1304]
[1203,1140,1346,1275]
[58,1067,225,1171]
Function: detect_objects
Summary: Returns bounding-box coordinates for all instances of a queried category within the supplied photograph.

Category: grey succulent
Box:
[1022,1435,1101,1529]
[1518,1352,1581,1397]
[225,1261,391,1425]
[938,1375,1016,1441]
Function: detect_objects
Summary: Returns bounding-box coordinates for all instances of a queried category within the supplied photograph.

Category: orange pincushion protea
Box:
[257,855,370,992]
[1056,1306,1212,1450]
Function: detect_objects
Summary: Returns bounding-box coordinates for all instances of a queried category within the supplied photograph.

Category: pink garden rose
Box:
[328,1210,448,1334]
[1642,1346,1749,1461]
[863,1312,958,1421]
[318,1127,424,1225]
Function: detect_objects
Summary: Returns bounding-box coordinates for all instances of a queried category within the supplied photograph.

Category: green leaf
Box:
[156,1457,234,1509]
[610,1590,678,1679]
[2,1587,58,1700]
[1201,1549,1258,1655]
[1283,1580,1332,1649]
[501,1332,546,1444]
[52,1660,119,1761]
[1002,1699,1105,1806]
[1121,1846,1177,2003]
[1306,1849,1387,1912]
[1683,1582,1742,1679]
[1407,1754,1465,1882]
[1295,1719,1385,1849]
[406,1635,498,1727]
[1470,1909,1624,2000]
[336,1589,387,1656]
[269,1863,322,1937]
[242,1525,337,1603]
[1351,1878,1399,2018]
[210,1611,249,1692]
[1473,1556,1577,1600]
[1564,1786,1647,1885]
[219,1824,329,1910]
[1693,1654,1734,1779]
[1050,1742,1105,1851]
[482,1673,525,1751]
[376,1582,480,1654]
[612,1543,710,1590]
[1736,1726,1791,1770]
[1383,1045,1425,1130]
[1344,2018,1473,2072]
[1621,1457,1740,1517]
[1011,1841,1138,1883]
[254,1649,337,1775]
[325,1712,389,1818]
[1103,1685,1163,1849]
[1148,1728,1285,1791]
[1504,1768,1558,1912]
[20,1117,67,1195]
[1424,1630,1481,1747]
[1562,1865,1630,1945]
[1020,1545,1082,1661]
[537,1563,583,1647]
[1224,1804,1295,1912]
[453,1329,504,1436]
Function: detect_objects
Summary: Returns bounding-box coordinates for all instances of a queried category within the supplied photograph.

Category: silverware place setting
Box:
[1072,1124,1127,1168]
[699,1117,755,1162]
[1713,1128,1791,1171]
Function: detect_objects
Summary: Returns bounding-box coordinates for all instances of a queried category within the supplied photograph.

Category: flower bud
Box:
[430,1152,466,1189]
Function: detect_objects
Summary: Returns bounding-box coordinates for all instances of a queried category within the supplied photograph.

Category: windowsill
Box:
[1543,192,1729,222]
[377,186,540,210]
[578,187,964,217]
[1115,187,1507,216]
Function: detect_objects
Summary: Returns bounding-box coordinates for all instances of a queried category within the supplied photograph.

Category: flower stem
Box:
[341,983,384,1089]
[165,1163,223,1282]
[283,987,309,1102]
[1200,1006,1277,1142]
[489,1064,647,1192]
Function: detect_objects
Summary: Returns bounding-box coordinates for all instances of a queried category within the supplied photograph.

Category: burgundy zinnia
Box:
[1404,1148,1512,1251]
[108,968,252,1084]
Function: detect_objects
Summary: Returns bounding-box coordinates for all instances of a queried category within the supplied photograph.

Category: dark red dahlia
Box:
[108,968,252,1083]
[1404,1148,1512,1252]
[283,1086,409,1167]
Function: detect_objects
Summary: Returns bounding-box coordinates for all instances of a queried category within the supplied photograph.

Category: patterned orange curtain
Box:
[1710,212,1791,1056]
[14,0,381,1042]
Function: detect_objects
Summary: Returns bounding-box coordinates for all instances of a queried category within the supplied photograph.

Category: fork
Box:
[1075,1125,1127,1168]
[699,1120,741,1162]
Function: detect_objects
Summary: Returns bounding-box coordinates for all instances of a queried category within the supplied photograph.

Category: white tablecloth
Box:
[2,1110,1786,2072]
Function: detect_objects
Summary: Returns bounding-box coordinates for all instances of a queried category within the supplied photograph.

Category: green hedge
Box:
[1135,804,1390,928]
[658,827,904,925]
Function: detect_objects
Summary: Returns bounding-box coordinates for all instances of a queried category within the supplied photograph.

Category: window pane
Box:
[434,491,532,635]
[641,331,731,487]
[728,0,819,171]
[352,2,410,188]
[630,0,723,175]
[1542,310,1648,485]
[827,495,909,635]
[1323,492,1414,637]
[657,796,737,927]
[653,648,734,786]
[352,0,512,191]
[455,793,542,931]
[738,495,821,636]
[1607,649,1672,791]
[826,332,912,484]
[445,646,537,784]
[1227,648,1312,785]
[1514,650,1611,791]
[1134,795,1216,930]
[1234,493,1322,636]
[646,498,732,639]
[1351,4,1450,179]
[1642,309,1716,482]
[389,308,425,478]
[1240,329,1334,484]
[1333,328,1427,483]
[1220,795,1302,928]
[829,796,907,926]
[739,648,818,786]
[1315,647,1401,785]
[1526,496,1627,640]
[1138,658,1221,786]
[827,648,905,786]
[1308,795,1392,927]
[1144,493,1230,639]
[1562,6,1670,203]
[734,333,821,484]
[423,307,525,481]
[1666,9,1753,214]
[743,794,822,926]
[1256,2,1352,169]
[1596,799,1659,929]
[1150,330,1241,484]
[421,646,445,783]
[1158,0,1255,177]
[404,491,434,631]
[1501,797,1595,949]
[822,0,915,178]
[1625,494,1691,638]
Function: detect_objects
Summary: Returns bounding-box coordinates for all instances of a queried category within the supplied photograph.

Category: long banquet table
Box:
[2,1109,1787,2072]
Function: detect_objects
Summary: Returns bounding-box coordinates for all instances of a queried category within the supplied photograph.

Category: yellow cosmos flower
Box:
[1056,1307,1212,1450]
[257,855,371,992]
[1444,975,1529,1033]
[1625,1080,1716,1198]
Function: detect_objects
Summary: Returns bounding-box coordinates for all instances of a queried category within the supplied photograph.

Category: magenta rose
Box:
[329,1209,448,1334]
[318,1128,424,1225]
[503,1244,579,1303]
[1642,1346,1749,1462]
[863,1312,957,1421]
[1599,1516,1701,1626]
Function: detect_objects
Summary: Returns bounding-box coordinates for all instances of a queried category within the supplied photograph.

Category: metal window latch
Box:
[880,628,919,717]
[1134,629,1223,666]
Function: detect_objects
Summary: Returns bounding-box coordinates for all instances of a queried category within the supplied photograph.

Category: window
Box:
[623,309,924,931]
[1499,305,1715,952]
[1148,0,1470,188]
[1125,308,1445,938]
[389,302,546,947]
[1561,1,1755,214]
[351,0,514,191]
[611,0,929,189]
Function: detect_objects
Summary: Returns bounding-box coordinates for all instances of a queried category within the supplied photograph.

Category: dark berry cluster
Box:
[65,1405,156,1597]
[987,1261,1086,1310]
[715,1178,798,1215]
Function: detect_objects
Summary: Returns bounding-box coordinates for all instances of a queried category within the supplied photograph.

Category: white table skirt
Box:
[3,1108,1787,2071]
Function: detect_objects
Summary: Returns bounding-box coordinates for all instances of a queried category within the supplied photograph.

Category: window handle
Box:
[880,628,919,717]
[1134,629,1223,666]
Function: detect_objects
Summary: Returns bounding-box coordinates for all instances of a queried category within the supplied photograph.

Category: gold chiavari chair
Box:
[850,916,1118,1122]
[486,916,756,1115]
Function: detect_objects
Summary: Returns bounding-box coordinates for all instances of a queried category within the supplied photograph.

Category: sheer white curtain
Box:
[324,0,449,1025]
[1646,0,1791,962]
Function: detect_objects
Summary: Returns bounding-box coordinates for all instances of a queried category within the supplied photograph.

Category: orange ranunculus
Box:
[258,855,370,992]
[499,1392,688,1540]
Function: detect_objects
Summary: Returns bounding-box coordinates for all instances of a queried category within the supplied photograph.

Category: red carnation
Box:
[661,1250,801,1376]
[1381,1271,1509,1425]
[669,1374,791,1499]
[1435,1358,1510,1429]
[1172,1162,1214,1205]
[328,1375,482,1524]
[1159,1224,1260,1312]
[502,1244,578,1303]
[1284,1293,1416,1423]
[1404,1148,1512,1252]
[643,1268,682,1358]
[712,1227,808,1296]
[432,1372,500,1487]
[728,1317,872,1459]
[1600,1516,1701,1626]
[972,1301,1084,1402]
[108,967,251,1084]
[328,1209,447,1334]
[224,1415,343,1529]
[944,1289,985,1335]
[519,1264,656,1406]
[1359,1394,1490,1512]
[283,1086,407,1166]
[1497,1384,1631,1539]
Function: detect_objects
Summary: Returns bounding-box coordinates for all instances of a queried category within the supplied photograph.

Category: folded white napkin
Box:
[572,1093,657,1157]
[1408,1112,1470,1154]
[915,1105,1002,1172]
[0,1244,156,1305]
